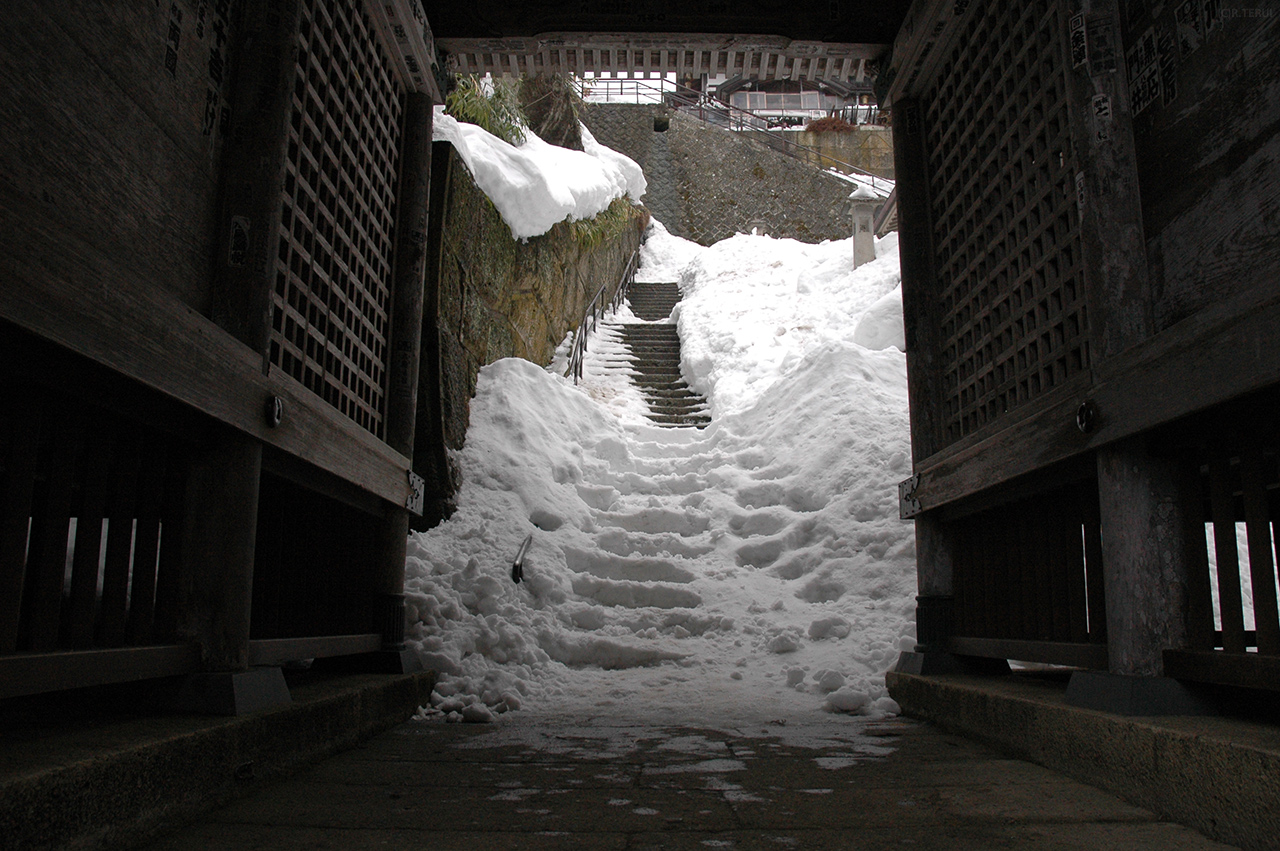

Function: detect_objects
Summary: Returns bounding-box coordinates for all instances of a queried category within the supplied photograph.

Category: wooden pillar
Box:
[211,0,304,354]
[375,92,433,653]
[1095,437,1202,676]
[891,96,961,663]
[913,513,955,654]
[890,93,982,670]
[890,97,945,464]
[177,435,262,672]
[410,141,456,531]
[1061,0,1152,361]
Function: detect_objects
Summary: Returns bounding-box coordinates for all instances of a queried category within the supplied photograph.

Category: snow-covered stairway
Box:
[620,281,711,428]
[625,280,682,321]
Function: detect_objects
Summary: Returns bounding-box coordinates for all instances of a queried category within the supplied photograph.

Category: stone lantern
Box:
[850,183,878,268]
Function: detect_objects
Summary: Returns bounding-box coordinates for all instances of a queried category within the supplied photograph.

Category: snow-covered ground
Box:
[404,220,915,726]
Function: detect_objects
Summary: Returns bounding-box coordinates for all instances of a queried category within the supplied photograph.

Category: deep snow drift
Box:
[404,220,915,726]
[432,106,646,240]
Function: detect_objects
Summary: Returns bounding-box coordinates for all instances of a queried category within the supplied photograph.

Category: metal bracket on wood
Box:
[899,474,922,519]
[406,470,425,516]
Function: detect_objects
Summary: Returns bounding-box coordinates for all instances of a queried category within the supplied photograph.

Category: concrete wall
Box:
[781,127,896,179]
[582,104,856,246]
[433,146,648,452]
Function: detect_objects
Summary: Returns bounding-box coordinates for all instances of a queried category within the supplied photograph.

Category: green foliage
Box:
[446,75,527,145]
[517,74,584,150]
[569,198,643,251]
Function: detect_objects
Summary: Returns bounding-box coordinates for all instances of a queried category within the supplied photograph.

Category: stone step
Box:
[641,387,703,399]
[649,414,712,428]
[623,339,680,348]
[633,378,692,391]
[621,329,681,338]
[613,285,709,429]
[632,360,686,371]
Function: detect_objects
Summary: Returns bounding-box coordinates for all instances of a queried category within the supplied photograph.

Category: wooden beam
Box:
[247,634,381,666]
[1164,649,1280,692]
[911,288,1280,511]
[949,636,1109,669]
[0,182,412,509]
[0,645,200,699]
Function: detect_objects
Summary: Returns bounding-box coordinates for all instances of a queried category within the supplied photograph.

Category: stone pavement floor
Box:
[143,714,1235,850]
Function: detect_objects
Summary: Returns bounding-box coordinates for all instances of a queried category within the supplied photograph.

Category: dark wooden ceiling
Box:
[423,1,913,46]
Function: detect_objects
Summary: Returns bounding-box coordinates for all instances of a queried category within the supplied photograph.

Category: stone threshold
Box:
[1,670,435,850]
[887,669,1280,851]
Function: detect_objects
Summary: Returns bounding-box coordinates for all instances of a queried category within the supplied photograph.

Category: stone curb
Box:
[887,670,1280,851]
[1,671,435,851]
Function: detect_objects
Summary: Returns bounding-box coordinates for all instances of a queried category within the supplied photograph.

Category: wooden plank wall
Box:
[0,0,237,314]
[1125,8,1280,332]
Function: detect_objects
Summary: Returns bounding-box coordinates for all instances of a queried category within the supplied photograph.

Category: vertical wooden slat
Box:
[974,514,993,637]
[23,417,80,651]
[951,524,971,636]
[98,437,141,647]
[961,523,979,637]
[1047,495,1073,642]
[1019,501,1043,640]
[1040,498,1061,641]
[152,448,187,642]
[125,449,166,644]
[1207,455,1246,652]
[0,392,43,653]
[1239,445,1280,654]
[1181,457,1214,650]
[65,428,115,648]
[253,484,284,640]
[1082,485,1107,642]
[1007,501,1029,640]
[989,512,1011,640]
[1065,484,1090,644]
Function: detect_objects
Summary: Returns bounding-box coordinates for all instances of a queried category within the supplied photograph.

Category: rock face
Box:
[431,145,648,456]
[582,104,861,246]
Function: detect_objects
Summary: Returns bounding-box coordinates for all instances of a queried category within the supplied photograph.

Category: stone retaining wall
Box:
[582,104,856,246]
[782,127,896,179]
[433,145,648,453]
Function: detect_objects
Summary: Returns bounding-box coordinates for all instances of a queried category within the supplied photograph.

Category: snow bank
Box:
[406,223,914,726]
[432,107,646,240]
[676,229,904,416]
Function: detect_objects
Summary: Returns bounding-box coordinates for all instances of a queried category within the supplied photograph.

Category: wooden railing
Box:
[1164,437,1280,690]
[566,246,639,384]
[0,384,191,657]
[946,479,1109,669]
[0,377,395,700]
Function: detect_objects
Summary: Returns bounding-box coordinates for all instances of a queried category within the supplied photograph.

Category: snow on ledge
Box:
[433,106,647,241]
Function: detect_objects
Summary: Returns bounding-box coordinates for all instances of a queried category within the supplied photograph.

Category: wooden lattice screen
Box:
[269,0,405,439]
[925,0,1089,445]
